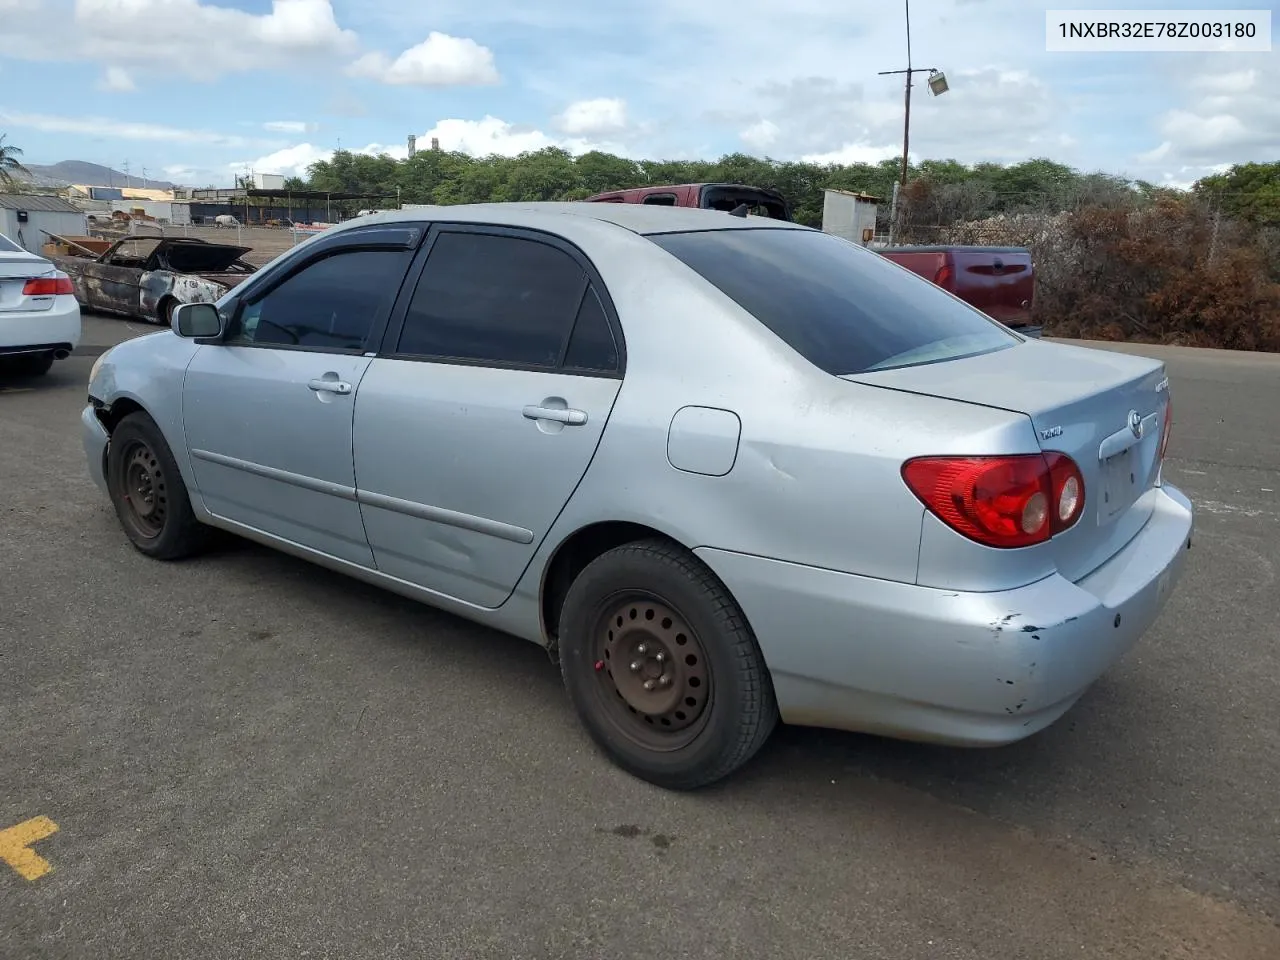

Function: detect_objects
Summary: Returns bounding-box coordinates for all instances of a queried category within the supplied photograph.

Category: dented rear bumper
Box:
[695,483,1194,746]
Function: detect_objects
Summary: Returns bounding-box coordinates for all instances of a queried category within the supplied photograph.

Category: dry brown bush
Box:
[896,185,1280,352]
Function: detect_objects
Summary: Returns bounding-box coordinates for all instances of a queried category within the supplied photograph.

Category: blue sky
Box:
[0,0,1275,188]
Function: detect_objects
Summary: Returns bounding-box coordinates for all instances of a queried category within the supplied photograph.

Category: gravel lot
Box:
[2,316,1277,959]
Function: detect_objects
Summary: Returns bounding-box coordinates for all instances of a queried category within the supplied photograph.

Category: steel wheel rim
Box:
[591,593,713,752]
[118,440,167,539]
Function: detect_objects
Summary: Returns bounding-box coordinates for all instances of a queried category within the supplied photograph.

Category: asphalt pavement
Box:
[1,316,1277,959]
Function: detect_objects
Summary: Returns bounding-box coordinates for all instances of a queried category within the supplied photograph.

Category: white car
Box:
[0,233,82,377]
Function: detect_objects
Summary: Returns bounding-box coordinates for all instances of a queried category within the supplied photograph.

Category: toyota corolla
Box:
[82,203,1194,790]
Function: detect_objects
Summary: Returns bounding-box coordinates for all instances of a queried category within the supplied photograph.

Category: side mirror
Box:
[172,302,222,339]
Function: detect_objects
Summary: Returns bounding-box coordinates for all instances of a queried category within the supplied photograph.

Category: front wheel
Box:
[558,539,778,790]
[106,412,209,560]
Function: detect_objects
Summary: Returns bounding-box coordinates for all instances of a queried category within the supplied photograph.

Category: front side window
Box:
[226,248,410,350]
[396,231,588,367]
[649,228,1017,375]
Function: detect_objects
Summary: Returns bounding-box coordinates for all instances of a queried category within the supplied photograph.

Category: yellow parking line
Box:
[0,816,59,880]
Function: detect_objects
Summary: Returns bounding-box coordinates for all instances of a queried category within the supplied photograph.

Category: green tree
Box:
[1194,162,1280,226]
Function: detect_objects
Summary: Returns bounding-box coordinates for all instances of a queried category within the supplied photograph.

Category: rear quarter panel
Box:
[511,225,1041,609]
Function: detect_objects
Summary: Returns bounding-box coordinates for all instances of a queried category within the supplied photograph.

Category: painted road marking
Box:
[0,816,59,880]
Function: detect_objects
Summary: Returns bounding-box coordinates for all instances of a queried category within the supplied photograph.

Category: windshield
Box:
[648,227,1018,375]
[0,234,24,253]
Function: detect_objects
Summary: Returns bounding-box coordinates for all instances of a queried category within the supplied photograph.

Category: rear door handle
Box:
[308,378,352,395]
[523,405,587,426]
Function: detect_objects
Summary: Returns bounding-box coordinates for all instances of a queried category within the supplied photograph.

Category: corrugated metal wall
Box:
[0,210,89,255]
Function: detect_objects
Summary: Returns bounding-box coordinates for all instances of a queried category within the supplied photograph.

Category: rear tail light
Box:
[23,272,75,296]
[933,263,955,289]
[902,452,1086,549]
[1158,397,1173,465]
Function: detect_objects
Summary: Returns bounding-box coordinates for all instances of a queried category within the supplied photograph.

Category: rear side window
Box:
[649,228,1018,375]
[396,231,588,368]
[0,234,22,253]
[563,286,619,372]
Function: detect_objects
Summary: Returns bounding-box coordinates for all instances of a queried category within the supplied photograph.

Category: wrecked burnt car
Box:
[51,236,257,324]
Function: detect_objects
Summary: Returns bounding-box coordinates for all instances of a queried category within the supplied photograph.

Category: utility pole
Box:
[877,0,945,187]
[878,0,949,245]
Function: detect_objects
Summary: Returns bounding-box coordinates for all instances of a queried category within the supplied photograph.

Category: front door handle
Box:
[308,378,352,395]
[523,404,587,426]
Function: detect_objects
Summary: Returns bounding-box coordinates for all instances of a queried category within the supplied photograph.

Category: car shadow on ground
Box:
[183,527,1173,826]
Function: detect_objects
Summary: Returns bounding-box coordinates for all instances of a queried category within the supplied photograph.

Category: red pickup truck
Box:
[583,183,1038,335]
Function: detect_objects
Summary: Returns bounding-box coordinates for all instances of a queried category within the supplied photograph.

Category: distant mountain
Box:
[19,160,177,190]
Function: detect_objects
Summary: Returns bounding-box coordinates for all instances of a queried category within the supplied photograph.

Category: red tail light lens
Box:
[23,273,75,296]
[902,452,1086,549]
[933,263,955,289]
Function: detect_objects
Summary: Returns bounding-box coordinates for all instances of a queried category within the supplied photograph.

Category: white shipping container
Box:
[822,189,879,246]
[254,173,286,190]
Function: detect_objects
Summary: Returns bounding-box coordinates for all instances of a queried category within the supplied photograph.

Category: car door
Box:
[352,224,625,608]
[80,238,153,314]
[182,225,424,567]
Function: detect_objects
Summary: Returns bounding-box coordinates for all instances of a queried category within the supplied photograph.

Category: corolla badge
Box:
[1128,409,1144,439]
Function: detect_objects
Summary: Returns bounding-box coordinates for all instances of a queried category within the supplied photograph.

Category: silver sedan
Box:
[82,203,1194,789]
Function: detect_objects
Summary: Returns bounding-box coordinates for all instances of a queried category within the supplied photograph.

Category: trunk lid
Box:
[843,339,1170,582]
[0,252,57,313]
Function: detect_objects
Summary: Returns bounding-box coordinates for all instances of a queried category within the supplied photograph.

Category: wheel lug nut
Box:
[655,652,666,663]
[643,679,656,691]
[636,644,647,655]
[629,661,643,673]
[659,676,672,687]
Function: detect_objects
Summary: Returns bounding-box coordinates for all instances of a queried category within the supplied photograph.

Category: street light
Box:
[877,0,950,187]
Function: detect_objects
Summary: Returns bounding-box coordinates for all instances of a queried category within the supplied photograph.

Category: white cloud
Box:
[237,115,637,180]
[425,117,556,155]
[97,66,135,92]
[0,109,278,149]
[67,0,358,76]
[347,32,499,87]
[1138,53,1279,172]
[233,143,337,178]
[739,119,780,151]
[554,98,628,136]
[801,142,901,166]
[263,120,316,134]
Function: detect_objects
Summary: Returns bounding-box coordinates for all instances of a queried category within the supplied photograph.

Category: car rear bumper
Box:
[0,296,82,354]
[82,404,110,497]
[695,483,1194,747]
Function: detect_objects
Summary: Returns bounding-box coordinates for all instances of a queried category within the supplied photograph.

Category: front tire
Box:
[558,539,778,790]
[106,412,208,560]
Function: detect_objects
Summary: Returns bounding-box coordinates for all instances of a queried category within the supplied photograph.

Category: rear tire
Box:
[106,411,209,560]
[558,538,778,790]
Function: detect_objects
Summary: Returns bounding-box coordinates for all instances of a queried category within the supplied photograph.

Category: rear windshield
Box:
[0,234,23,253]
[648,228,1018,375]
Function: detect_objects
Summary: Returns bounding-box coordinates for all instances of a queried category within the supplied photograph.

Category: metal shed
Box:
[0,195,88,255]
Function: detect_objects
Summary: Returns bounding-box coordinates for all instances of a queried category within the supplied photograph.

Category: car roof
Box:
[353,201,809,237]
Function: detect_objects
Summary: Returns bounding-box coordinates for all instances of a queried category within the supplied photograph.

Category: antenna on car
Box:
[728,203,751,218]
